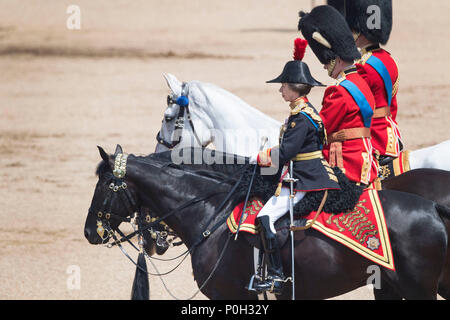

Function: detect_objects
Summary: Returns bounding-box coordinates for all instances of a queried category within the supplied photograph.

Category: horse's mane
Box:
[94,147,279,206]
[95,147,361,218]
[95,148,250,184]
[136,148,250,183]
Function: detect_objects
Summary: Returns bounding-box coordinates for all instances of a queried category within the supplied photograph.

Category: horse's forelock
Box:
[96,160,111,177]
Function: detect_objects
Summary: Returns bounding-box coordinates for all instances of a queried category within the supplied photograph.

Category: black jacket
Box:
[269,98,340,192]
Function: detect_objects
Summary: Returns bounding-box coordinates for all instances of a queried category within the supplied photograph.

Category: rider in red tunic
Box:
[321,68,377,184]
[328,0,402,159]
[299,5,378,185]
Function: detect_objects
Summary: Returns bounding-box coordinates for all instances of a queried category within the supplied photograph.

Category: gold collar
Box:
[336,65,357,85]
[289,97,308,115]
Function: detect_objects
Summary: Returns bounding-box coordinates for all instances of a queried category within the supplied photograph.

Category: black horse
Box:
[84,146,449,300]
[381,169,450,299]
[143,152,450,299]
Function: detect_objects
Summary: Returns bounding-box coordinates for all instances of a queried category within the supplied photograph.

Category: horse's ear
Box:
[163,73,182,96]
[97,146,110,164]
[114,144,123,156]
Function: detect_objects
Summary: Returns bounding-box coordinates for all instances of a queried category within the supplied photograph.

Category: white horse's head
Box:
[155,73,280,156]
[155,73,213,153]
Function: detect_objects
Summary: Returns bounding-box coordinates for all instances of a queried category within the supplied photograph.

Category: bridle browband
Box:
[156,82,205,149]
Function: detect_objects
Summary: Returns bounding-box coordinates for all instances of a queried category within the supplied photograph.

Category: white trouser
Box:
[257,187,305,234]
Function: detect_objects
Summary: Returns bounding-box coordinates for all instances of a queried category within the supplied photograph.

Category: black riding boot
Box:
[253,216,286,295]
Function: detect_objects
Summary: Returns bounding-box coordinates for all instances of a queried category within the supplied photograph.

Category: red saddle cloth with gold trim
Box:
[226,189,395,271]
[226,197,264,235]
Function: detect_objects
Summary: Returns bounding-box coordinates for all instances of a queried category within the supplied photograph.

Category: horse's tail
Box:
[435,203,450,221]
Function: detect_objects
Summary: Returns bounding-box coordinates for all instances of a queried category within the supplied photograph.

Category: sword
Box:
[234,136,268,241]
[284,160,298,300]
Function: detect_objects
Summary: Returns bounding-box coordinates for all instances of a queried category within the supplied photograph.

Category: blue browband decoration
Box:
[339,79,374,128]
[176,95,189,107]
[366,55,393,106]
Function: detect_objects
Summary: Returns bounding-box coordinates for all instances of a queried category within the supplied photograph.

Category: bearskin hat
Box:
[326,0,347,16]
[327,0,393,45]
[298,5,361,65]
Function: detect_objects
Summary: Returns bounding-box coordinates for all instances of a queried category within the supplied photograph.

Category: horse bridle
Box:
[94,150,254,249]
[91,151,257,298]
[156,82,205,149]
[91,153,169,245]
[92,160,137,241]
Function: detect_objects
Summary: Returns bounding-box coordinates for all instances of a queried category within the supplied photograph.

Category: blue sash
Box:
[300,111,323,149]
[339,79,374,128]
[366,55,393,106]
[300,111,319,131]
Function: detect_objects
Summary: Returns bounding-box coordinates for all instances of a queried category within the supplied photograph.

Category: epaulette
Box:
[299,105,323,126]
[299,105,327,147]
[392,76,399,97]
[392,59,400,97]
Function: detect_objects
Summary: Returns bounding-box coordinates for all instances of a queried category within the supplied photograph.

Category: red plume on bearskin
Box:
[293,38,308,61]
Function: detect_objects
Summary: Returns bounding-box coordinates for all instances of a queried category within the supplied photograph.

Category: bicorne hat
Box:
[298,5,361,65]
[267,38,324,86]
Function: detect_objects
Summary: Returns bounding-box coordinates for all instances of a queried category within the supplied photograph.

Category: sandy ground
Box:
[1,0,449,300]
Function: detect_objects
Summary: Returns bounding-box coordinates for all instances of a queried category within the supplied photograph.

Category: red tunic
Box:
[356,46,402,157]
[320,68,378,185]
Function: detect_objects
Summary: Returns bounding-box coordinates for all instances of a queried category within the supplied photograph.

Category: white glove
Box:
[249,153,258,164]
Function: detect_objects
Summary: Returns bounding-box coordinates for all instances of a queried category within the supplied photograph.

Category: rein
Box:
[156,82,205,149]
[106,156,249,247]
[95,152,252,298]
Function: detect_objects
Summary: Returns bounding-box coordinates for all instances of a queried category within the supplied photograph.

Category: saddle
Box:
[228,167,395,270]
[228,166,363,249]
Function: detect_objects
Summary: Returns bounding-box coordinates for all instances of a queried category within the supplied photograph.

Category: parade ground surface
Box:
[1,0,449,299]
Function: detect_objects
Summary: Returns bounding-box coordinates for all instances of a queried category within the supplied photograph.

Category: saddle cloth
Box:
[227,197,263,235]
[227,189,395,271]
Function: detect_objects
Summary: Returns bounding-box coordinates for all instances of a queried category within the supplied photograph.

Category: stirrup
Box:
[270,279,284,294]
[252,276,287,295]
[246,274,262,292]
